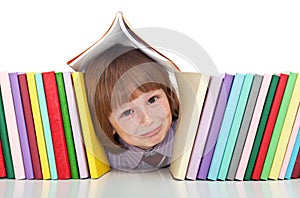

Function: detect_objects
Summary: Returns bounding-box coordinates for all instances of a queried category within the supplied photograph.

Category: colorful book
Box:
[26,72,51,179]
[186,75,223,180]
[42,71,71,179]
[251,74,288,180]
[35,73,58,180]
[269,73,300,179]
[56,72,79,179]
[291,149,300,179]
[9,73,34,179]
[244,75,279,180]
[261,73,298,180]
[218,74,254,180]
[235,74,272,180]
[283,104,300,179]
[227,74,263,180]
[72,72,110,179]
[0,71,25,179]
[0,141,6,177]
[18,74,42,179]
[63,72,89,179]
[170,72,210,180]
[207,73,245,180]
[197,74,234,179]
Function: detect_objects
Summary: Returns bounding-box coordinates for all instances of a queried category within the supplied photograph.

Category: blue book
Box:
[218,74,254,180]
[285,127,300,179]
[207,73,245,180]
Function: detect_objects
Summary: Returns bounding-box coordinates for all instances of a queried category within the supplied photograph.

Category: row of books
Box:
[170,72,300,181]
[0,71,110,180]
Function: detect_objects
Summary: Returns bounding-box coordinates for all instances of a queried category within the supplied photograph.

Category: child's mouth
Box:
[140,124,162,137]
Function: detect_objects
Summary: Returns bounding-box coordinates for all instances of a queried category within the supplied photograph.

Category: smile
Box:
[140,124,162,137]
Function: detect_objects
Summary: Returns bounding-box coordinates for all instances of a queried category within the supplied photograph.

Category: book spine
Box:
[0,72,25,179]
[186,75,223,180]
[270,73,300,179]
[218,74,254,180]
[251,74,288,180]
[72,72,110,179]
[235,74,272,180]
[0,141,6,177]
[35,73,58,180]
[197,74,234,179]
[207,73,245,180]
[261,73,297,180]
[282,104,300,179]
[18,74,42,179]
[244,75,279,180]
[291,149,300,179]
[9,73,34,179]
[227,74,263,180]
[26,72,51,179]
[56,72,79,179]
[42,71,71,179]
[63,72,89,179]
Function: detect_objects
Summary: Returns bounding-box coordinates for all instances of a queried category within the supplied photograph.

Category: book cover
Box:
[0,141,6,177]
[282,104,300,179]
[244,75,279,180]
[18,74,42,179]
[207,73,245,181]
[227,74,263,180]
[42,71,71,179]
[9,73,34,179]
[35,73,58,180]
[251,74,288,180]
[269,73,300,179]
[197,74,234,179]
[0,71,25,179]
[186,75,223,180]
[26,72,51,179]
[291,149,300,179]
[261,73,297,180]
[63,72,89,179]
[72,72,110,179]
[170,72,210,180]
[218,74,254,180]
[56,72,79,179]
[235,74,272,180]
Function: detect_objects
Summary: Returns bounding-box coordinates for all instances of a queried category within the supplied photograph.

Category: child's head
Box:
[86,44,179,150]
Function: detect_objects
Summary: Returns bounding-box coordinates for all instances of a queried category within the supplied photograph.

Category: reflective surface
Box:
[0,168,299,198]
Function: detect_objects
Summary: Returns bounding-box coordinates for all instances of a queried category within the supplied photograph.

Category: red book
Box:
[291,149,300,179]
[18,74,43,179]
[0,141,6,178]
[251,74,288,180]
[42,71,71,179]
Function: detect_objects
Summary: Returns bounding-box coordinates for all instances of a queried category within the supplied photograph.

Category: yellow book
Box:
[26,72,51,179]
[72,72,110,178]
[170,72,210,180]
[269,73,300,179]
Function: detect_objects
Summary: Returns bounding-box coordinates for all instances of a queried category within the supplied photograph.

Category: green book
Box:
[56,72,79,179]
[244,75,279,180]
[260,72,298,180]
[0,88,15,178]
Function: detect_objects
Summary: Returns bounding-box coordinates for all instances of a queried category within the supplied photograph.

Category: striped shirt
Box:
[106,120,177,171]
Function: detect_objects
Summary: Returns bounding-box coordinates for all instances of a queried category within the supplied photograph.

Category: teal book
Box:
[261,72,298,180]
[217,74,254,180]
[0,88,15,178]
[35,73,58,179]
[56,72,79,179]
[207,73,245,180]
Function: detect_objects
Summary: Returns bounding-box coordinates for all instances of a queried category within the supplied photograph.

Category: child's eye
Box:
[147,96,158,104]
[122,109,134,117]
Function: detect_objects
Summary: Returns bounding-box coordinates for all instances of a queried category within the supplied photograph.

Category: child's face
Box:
[109,89,172,149]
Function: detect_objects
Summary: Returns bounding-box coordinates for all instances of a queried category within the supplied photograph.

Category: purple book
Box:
[197,74,234,179]
[9,73,34,179]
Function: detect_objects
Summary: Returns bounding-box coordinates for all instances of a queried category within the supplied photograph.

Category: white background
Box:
[0,0,299,74]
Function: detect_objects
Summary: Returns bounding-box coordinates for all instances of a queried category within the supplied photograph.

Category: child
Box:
[84,44,179,171]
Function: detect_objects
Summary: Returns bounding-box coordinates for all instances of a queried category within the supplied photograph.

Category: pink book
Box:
[235,74,272,180]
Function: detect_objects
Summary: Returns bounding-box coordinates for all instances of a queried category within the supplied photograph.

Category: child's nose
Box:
[138,108,152,126]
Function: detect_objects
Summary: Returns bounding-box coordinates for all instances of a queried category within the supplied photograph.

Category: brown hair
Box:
[85,44,179,149]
